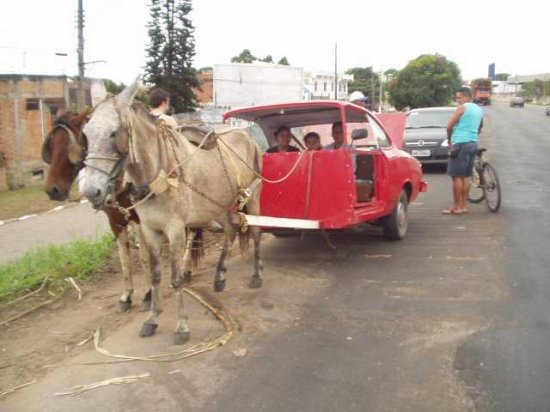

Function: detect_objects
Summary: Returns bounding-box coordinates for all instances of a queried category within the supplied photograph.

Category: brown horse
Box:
[42,111,152,312]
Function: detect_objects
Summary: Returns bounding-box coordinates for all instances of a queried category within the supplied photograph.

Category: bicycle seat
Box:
[477,148,487,155]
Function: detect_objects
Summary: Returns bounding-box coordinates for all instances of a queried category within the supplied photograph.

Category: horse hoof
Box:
[140,322,157,337]
[249,276,263,289]
[183,271,192,284]
[173,330,190,345]
[140,299,152,312]
[117,299,132,313]
[213,279,226,293]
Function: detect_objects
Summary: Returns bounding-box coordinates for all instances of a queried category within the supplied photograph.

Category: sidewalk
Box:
[0,203,109,265]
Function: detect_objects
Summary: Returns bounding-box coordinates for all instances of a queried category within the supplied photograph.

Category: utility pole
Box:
[77,0,85,111]
[334,43,338,100]
[379,69,383,113]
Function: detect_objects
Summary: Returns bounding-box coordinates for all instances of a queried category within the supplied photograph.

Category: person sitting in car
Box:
[324,122,354,150]
[266,125,300,153]
[304,132,322,151]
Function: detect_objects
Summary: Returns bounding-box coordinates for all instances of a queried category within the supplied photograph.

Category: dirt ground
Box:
[0,232,329,411]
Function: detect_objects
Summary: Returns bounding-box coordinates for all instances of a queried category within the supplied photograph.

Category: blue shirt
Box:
[452,102,483,144]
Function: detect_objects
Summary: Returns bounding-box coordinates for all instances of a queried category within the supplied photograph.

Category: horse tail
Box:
[191,228,204,270]
[238,227,250,258]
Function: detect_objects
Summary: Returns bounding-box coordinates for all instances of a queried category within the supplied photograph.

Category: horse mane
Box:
[53,112,78,129]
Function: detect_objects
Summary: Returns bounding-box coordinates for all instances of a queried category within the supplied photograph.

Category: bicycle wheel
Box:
[468,165,485,203]
[482,163,501,212]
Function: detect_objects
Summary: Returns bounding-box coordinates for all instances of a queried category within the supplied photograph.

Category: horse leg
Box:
[181,229,195,284]
[139,226,164,338]
[214,228,236,292]
[249,226,263,289]
[167,223,190,345]
[134,223,152,312]
[246,198,263,289]
[115,226,134,313]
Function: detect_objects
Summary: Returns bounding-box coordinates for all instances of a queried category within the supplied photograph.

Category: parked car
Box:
[402,107,455,164]
[510,97,525,108]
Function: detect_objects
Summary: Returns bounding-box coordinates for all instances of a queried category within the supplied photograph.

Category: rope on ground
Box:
[0,378,38,399]
[54,373,150,397]
[0,293,62,326]
[5,276,50,306]
[85,286,238,364]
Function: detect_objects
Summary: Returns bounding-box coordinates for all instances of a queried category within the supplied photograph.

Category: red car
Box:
[224,101,427,240]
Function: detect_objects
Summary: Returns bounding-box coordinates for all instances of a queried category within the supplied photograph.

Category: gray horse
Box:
[81,79,263,345]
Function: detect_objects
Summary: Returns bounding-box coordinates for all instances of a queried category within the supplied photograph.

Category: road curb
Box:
[0,199,89,227]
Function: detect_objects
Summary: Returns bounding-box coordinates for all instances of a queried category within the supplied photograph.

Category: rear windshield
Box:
[405,110,454,129]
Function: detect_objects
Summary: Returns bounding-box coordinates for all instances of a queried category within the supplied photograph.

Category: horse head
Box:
[81,77,140,209]
[43,111,89,201]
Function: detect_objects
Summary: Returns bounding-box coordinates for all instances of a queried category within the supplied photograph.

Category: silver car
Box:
[403,107,455,164]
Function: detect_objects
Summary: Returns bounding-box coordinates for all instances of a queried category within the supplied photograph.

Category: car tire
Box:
[382,190,408,241]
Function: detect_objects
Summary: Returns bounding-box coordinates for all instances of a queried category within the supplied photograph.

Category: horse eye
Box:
[110,131,116,138]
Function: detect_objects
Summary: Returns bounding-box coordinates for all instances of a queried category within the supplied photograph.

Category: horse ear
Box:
[118,75,141,106]
[91,80,108,107]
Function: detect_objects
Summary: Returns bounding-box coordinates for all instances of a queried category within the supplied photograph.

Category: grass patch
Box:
[0,233,115,302]
[0,186,81,221]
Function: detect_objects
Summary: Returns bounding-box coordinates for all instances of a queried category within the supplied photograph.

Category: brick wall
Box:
[0,75,68,190]
[194,71,213,105]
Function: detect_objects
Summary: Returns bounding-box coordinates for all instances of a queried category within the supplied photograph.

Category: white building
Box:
[213,62,303,108]
[303,71,353,100]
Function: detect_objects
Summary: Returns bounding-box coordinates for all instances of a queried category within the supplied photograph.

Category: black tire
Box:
[382,191,408,240]
[468,166,485,203]
[482,163,501,212]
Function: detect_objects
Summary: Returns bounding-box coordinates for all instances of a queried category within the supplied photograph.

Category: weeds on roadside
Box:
[0,233,114,302]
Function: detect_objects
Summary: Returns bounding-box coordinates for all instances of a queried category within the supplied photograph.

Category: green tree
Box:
[259,55,273,63]
[231,49,256,63]
[277,56,289,65]
[144,0,199,113]
[495,73,510,81]
[388,54,462,110]
[346,67,380,106]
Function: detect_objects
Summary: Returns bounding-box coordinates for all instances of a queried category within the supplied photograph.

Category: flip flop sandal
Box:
[442,209,463,215]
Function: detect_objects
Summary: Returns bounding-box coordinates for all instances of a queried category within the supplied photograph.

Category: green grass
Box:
[0,186,81,221]
[0,233,115,302]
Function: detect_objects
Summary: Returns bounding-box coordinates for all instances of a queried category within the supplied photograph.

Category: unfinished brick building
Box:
[0,75,73,190]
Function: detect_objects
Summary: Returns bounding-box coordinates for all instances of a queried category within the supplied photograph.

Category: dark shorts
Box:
[447,142,477,177]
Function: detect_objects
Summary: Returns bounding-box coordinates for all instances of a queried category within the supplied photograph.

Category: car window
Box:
[369,117,391,148]
[405,111,454,129]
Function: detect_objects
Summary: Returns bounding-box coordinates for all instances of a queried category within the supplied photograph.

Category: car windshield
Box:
[405,110,454,129]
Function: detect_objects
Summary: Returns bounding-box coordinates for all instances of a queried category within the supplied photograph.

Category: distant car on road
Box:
[510,97,525,108]
[402,107,455,164]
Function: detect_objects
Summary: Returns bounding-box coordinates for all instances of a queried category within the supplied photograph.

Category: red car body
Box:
[224,101,427,235]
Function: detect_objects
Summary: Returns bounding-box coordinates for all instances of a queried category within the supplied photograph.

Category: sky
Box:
[1,0,549,85]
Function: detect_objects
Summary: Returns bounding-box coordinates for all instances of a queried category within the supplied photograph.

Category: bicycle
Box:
[468,148,501,212]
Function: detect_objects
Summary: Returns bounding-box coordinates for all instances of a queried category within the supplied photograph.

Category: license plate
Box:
[412,149,431,157]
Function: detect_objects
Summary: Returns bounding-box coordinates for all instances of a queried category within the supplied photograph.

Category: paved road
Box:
[208,101,550,411]
[0,203,109,264]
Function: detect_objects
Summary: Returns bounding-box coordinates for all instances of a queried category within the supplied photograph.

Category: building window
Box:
[323,82,327,92]
[314,81,318,91]
[26,99,39,111]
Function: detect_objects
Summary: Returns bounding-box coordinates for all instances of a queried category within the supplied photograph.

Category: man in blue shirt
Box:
[443,87,483,215]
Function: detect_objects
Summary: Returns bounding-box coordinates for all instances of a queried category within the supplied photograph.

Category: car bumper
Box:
[402,147,448,164]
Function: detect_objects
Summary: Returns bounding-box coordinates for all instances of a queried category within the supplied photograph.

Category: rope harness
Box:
[85,97,307,228]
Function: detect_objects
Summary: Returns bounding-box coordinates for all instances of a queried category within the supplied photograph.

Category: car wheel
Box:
[382,191,408,241]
